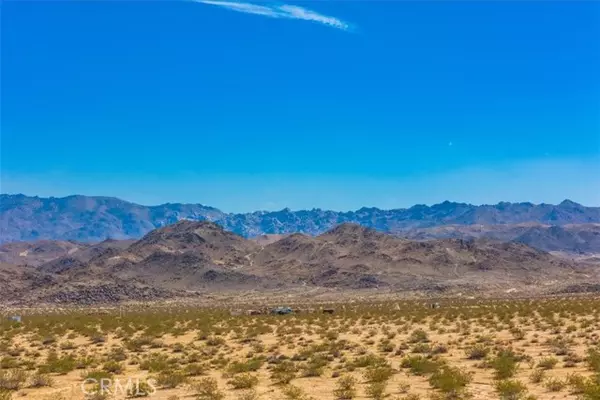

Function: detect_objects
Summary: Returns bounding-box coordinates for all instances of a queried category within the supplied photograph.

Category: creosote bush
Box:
[333,375,356,400]
[428,366,472,399]
[495,379,528,400]
[227,373,258,390]
[490,350,519,380]
[193,377,225,400]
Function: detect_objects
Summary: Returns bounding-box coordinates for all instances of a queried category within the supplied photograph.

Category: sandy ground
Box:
[3,297,600,399]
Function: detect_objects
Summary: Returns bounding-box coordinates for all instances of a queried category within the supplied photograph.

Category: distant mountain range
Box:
[1,194,599,254]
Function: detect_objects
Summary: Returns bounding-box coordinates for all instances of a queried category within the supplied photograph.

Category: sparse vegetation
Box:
[2,297,600,400]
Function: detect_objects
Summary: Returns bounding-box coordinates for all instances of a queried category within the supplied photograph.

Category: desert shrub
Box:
[76,355,97,370]
[184,363,206,376]
[465,344,489,360]
[490,352,519,380]
[227,374,258,389]
[90,334,106,344]
[281,385,313,400]
[363,365,394,383]
[84,384,109,400]
[156,370,187,388]
[400,356,444,376]
[236,390,259,400]
[0,358,18,369]
[41,336,56,346]
[428,366,471,398]
[543,377,566,392]
[528,369,545,384]
[205,336,225,347]
[171,343,185,353]
[82,369,113,381]
[228,358,264,374]
[28,372,53,388]
[125,338,145,352]
[270,361,297,385]
[0,389,11,400]
[579,377,600,400]
[566,373,586,394]
[408,329,429,343]
[39,352,76,374]
[102,361,123,374]
[351,354,388,369]
[431,344,448,355]
[548,337,572,356]
[139,354,169,372]
[563,352,582,367]
[333,375,356,400]
[0,370,27,391]
[108,347,127,361]
[365,381,387,400]
[398,382,411,393]
[60,341,76,350]
[378,340,395,353]
[510,328,526,341]
[586,348,600,373]
[495,379,528,400]
[537,357,558,370]
[411,343,431,354]
[325,331,339,341]
[300,355,328,377]
[193,377,225,400]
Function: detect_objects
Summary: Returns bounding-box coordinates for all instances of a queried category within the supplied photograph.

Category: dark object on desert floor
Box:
[271,306,293,315]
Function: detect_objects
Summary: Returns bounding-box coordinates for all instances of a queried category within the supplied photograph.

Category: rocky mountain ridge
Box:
[2,194,599,245]
[1,220,596,305]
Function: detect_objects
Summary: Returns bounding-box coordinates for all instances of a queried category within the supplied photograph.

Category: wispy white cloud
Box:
[195,0,351,31]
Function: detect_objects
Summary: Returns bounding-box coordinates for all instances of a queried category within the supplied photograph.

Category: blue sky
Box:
[2,1,599,212]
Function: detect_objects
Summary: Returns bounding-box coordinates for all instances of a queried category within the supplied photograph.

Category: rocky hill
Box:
[0,239,135,267]
[400,224,600,254]
[1,221,595,305]
[251,223,581,291]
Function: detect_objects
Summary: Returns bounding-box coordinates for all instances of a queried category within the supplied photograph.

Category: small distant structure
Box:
[247,310,263,316]
[322,308,335,314]
[271,306,293,315]
[8,315,22,323]
[430,303,440,309]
